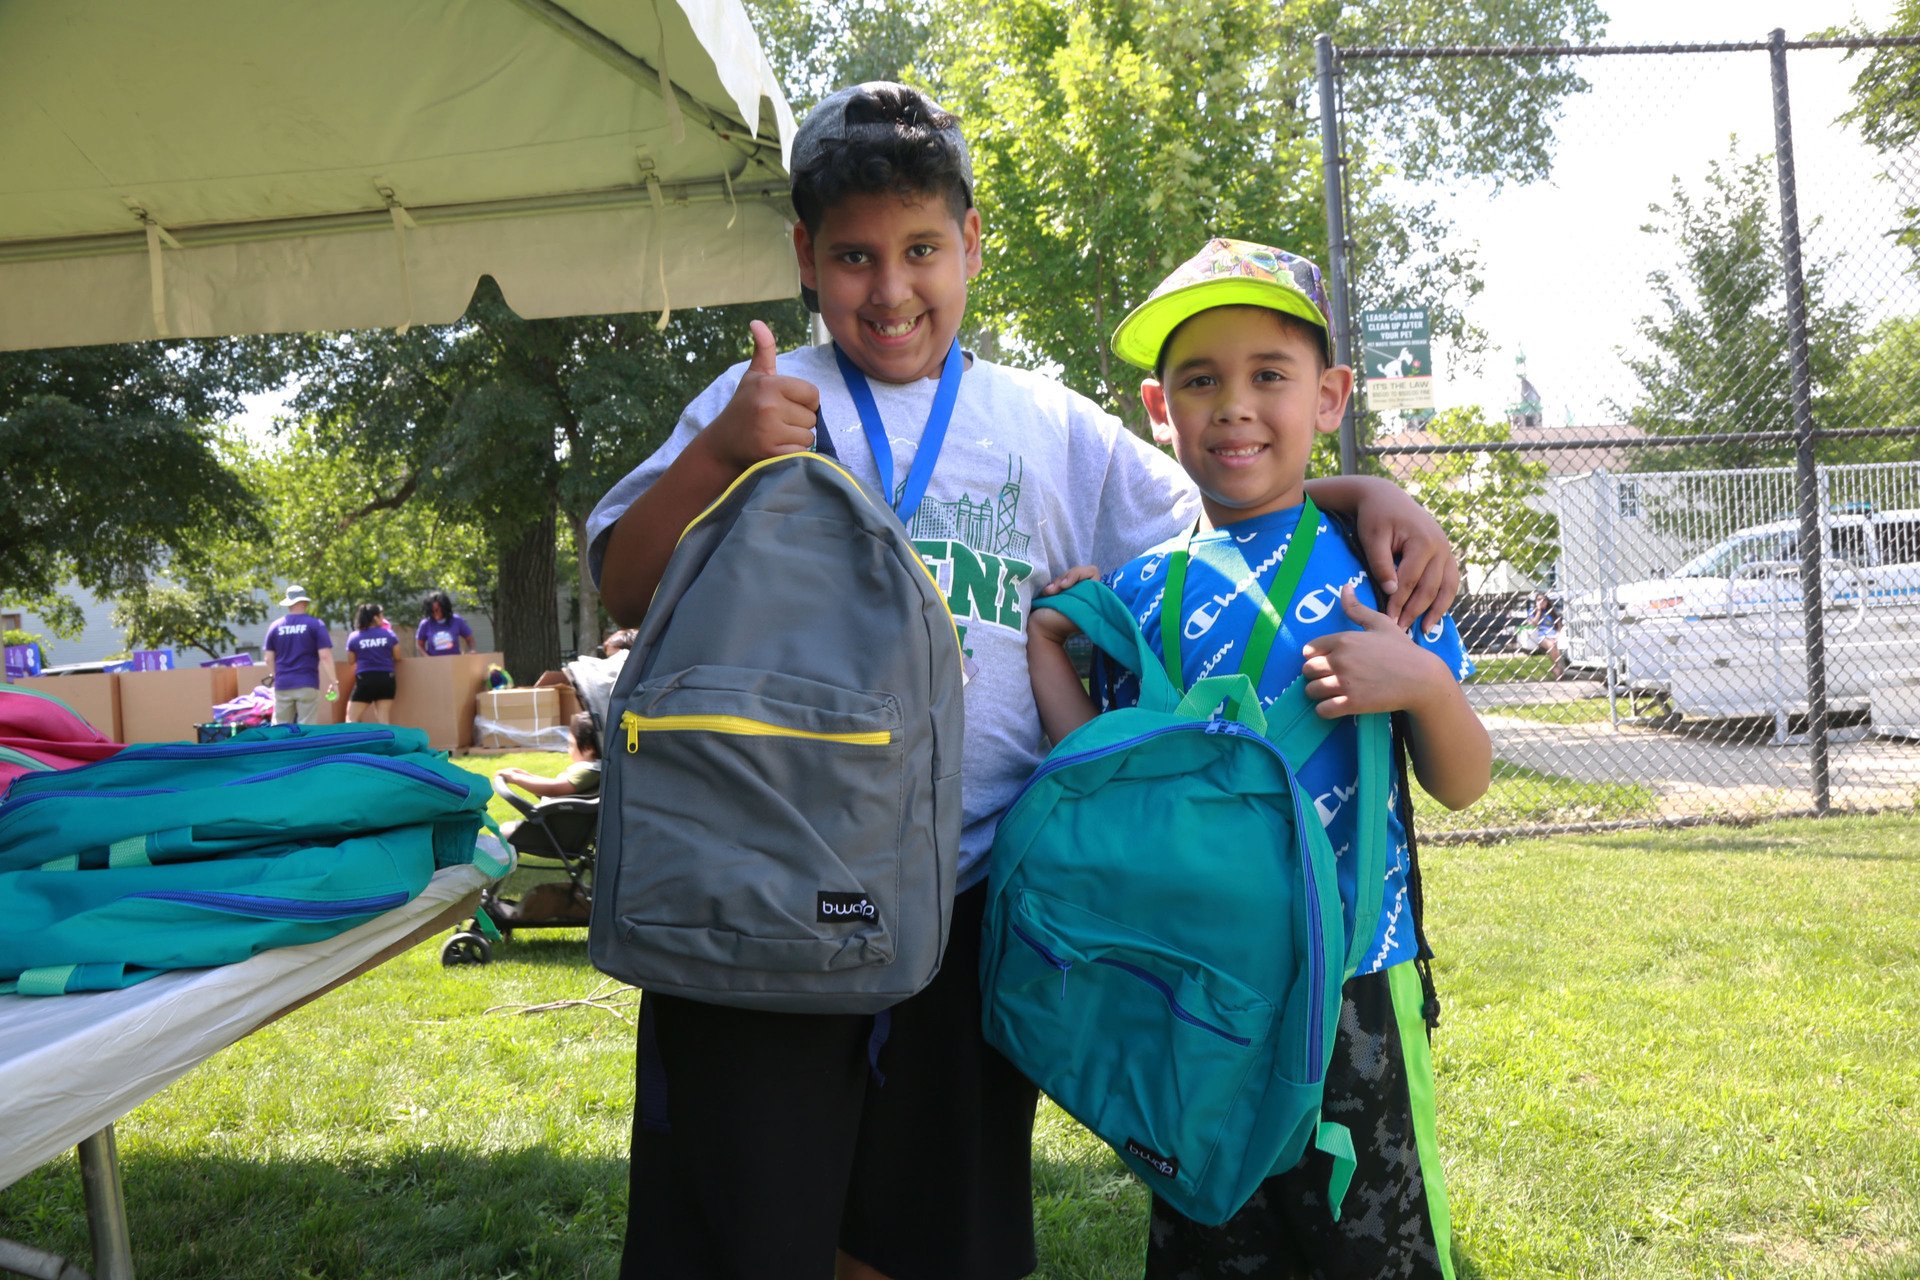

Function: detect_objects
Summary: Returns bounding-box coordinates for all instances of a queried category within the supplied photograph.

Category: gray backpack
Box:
[590,444,965,1013]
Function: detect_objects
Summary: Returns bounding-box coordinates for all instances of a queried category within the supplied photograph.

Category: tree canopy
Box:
[0,340,277,634]
[1620,146,1865,472]
[281,280,810,679]
[921,0,1604,424]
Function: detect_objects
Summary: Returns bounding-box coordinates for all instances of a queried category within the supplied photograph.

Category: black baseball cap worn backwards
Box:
[789,82,974,313]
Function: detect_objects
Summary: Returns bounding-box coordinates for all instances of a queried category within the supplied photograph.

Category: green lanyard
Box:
[1160,497,1321,697]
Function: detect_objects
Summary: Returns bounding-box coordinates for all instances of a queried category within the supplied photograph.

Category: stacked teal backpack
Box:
[0,722,502,995]
[980,531,1388,1226]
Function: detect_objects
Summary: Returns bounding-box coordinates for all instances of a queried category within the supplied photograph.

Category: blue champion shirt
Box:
[1090,502,1473,975]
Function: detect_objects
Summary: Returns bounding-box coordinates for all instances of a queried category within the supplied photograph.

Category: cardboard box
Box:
[13,672,122,740]
[118,666,240,743]
[474,687,565,748]
[388,651,501,751]
[532,670,582,725]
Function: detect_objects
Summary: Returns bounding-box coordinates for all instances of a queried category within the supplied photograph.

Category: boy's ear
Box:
[962,207,983,280]
[793,220,819,293]
[1141,379,1174,447]
[1316,364,1355,435]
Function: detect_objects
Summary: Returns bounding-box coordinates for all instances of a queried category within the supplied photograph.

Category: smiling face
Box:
[793,190,982,385]
[1142,305,1353,527]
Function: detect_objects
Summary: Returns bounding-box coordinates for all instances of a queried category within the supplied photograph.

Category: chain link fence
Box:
[1319,30,1920,839]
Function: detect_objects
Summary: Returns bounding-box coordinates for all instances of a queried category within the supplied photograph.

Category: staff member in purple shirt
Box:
[345,603,402,724]
[415,590,476,657]
[262,585,338,725]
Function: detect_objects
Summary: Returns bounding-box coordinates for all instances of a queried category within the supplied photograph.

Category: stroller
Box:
[440,775,598,965]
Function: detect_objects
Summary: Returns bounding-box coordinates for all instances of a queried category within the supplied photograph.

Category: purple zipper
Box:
[1007,716,1328,1073]
[114,729,394,761]
[0,786,175,822]
[1008,917,1252,1046]
[226,754,466,796]
[125,889,410,919]
[1091,956,1254,1046]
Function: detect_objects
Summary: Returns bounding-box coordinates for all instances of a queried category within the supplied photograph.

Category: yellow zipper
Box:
[622,709,891,754]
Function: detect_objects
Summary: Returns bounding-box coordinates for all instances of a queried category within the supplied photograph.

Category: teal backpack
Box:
[0,723,502,994]
[980,515,1388,1227]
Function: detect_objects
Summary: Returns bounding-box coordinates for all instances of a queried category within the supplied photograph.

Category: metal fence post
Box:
[1769,27,1832,814]
[1315,33,1358,475]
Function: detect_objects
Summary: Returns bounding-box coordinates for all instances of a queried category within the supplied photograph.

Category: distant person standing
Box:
[262,586,338,725]
[345,603,401,723]
[416,590,475,657]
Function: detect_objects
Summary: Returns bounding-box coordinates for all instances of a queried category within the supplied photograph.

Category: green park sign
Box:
[1358,307,1434,411]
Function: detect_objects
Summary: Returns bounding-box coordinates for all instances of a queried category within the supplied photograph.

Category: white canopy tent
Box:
[0,0,800,351]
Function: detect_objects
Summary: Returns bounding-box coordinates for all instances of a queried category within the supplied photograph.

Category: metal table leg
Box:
[76,1127,133,1280]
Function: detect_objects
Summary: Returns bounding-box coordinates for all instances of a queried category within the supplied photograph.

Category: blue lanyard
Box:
[831,340,963,524]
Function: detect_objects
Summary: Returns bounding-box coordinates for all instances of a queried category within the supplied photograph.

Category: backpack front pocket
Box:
[986,890,1274,1201]
[613,665,906,977]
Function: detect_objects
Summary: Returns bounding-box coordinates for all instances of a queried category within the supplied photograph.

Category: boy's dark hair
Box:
[602,627,637,654]
[790,84,973,243]
[423,590,455,622]
[1155,307,1331,382]
[354,602,381,631]
[570,710,601,759]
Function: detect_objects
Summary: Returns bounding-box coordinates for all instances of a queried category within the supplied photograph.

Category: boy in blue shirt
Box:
[1028,239,1492,1279]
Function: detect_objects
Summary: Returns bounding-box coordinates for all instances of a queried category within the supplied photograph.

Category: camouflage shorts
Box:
[1145,963,1455,1280]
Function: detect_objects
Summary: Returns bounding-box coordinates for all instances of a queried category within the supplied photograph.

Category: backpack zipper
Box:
[1004,718,1328,1073]
[4,728,398,795]
[1007,917,1251,1046]
[620,710,892,754]
[123,889,411,919]
[0,745,54,774]
[233,754,468,796]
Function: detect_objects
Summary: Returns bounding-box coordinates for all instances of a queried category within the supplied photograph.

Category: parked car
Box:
[1563,507,1920,673]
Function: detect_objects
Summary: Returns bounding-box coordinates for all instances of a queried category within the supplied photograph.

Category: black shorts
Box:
[620,881,1041,1280]
[1146,963,1455,1280]
[349,670,396,702]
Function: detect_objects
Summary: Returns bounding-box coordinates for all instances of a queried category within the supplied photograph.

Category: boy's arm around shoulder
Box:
[599,321,820,624]
[1299,587,1491,811]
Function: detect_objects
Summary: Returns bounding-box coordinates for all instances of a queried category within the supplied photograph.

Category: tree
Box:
[1832,314,1920,462]
[286,281,810,681]
[1619,145,1865,472]
[1392,408,1557,591]
[0,341,276,629]
[744,0,931,108]
[1838,0,1920,267]
[921,0,1604,425]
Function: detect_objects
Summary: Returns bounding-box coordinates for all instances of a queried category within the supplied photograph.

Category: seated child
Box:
[1026,238,1493,1280]
[494,711,602,807]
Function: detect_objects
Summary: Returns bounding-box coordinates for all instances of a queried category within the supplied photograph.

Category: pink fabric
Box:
[0,685,124,792]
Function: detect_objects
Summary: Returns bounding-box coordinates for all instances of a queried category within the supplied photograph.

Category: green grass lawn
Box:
[1415,761,1660,833]
[1465,654,1561,684]
[4,813,1916,1278]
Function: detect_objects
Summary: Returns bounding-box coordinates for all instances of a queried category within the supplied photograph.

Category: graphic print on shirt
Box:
[910,456,1034,659]
[1090,505,1473,977]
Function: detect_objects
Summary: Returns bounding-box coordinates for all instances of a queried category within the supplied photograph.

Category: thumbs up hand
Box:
[703,319,822,470]
[1299,585,1450,720]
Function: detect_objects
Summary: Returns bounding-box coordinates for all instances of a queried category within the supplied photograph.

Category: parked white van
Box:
[1563,508,1920,680]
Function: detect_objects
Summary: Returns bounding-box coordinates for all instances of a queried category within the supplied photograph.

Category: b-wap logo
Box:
[816,891,878,924]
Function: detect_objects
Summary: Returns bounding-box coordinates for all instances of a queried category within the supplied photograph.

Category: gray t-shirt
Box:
[587,342,1200,888]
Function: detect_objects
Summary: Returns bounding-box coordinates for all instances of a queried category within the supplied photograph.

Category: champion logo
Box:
[817,891,878,924]
[1314,780,1358,828]
[1183,535,1297,640]
[1125,1138,1179,1178]
[1294,571,1369,626]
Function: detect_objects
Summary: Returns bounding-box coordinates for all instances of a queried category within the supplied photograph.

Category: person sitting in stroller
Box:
[495,711,602,804]
[484,712,602,933]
